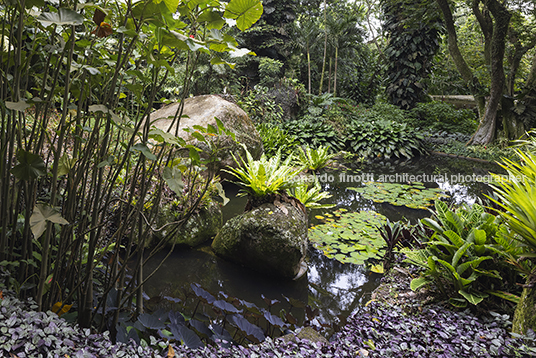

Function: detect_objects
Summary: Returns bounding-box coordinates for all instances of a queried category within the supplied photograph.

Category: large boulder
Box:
[148,95,263,178]
[211,201,308,279]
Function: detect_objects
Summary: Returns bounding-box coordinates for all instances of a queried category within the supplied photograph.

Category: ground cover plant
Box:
[3,287,536,357]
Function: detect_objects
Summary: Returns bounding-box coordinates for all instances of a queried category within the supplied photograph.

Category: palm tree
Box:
[326,9,364,96]
[290,17,320,94]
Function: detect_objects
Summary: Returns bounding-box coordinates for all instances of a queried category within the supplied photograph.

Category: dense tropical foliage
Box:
[2,0,536,355]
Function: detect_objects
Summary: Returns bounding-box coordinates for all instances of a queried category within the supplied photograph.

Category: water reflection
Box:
[142,156,501,326]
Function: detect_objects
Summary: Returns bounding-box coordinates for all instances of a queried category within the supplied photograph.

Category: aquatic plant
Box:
[309,209,387,267]
[224,148,304,198]
[349,182,448,210]
[377,219,420,271]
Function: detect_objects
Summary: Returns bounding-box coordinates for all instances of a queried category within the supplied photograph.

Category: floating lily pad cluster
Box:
[349,182,449,210]
[309,209,387,266]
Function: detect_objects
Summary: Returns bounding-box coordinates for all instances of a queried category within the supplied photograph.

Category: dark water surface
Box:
[142,156,500,324]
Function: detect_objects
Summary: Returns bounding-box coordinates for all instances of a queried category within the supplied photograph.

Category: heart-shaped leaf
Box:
[37,8,84,27]
[30,203,69,239]
[11,150,46,180]
[224,0,263,31]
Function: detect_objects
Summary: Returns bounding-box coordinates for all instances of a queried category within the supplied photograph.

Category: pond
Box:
[142,155,501,328]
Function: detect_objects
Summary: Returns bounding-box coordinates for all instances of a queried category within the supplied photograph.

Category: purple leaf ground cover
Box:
[1,290,535,357]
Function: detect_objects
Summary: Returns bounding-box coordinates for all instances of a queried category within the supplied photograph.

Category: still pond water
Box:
[142,156,500,324]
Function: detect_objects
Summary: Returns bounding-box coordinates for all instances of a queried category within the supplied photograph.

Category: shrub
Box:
[404,201,521,308]
[295,145,337,172]
[256,123,297,159]
[223,148,303,198]
[281,118,345,152]
[237,85,284,124]
[409,101,478,134]
[345,119,426,159]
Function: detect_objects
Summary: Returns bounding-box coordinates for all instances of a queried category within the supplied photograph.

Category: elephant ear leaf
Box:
[30,203,69,240]
[37,8,84,27]
[11,150,46,180]
[224,0,263,31]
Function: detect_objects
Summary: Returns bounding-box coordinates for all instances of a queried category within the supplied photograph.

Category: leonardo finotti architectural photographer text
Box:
[291,172,524,184]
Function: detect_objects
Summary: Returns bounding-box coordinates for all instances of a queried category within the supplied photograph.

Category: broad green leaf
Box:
[410,277,430,291]
[58,154,76,176]
[486,290,520,304]
[473,229,487,245]
[131,143,157,161]
[30,203,69,239]
[370,263,384,274]
[442,230,464,248]
[163,166,184,196]
[37,8,84,27]
[198,10,226,29]
[5,100,31,112]
[459,290,486,305]
[451,241,472,268]
[11,150,46,180]
[224,0,263,31]
[160,0,180,13]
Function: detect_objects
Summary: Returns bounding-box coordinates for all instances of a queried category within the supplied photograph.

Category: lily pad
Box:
[309,210,387,265]
[349,182,449,210]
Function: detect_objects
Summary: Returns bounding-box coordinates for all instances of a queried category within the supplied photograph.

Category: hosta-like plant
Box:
[295,145,337,172]
[405,201,513,307]
[224,148,304,198]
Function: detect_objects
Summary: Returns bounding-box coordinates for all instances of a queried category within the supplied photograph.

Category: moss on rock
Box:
[211,201,307,278]
[512,285,536,334]
[156,199,223,248]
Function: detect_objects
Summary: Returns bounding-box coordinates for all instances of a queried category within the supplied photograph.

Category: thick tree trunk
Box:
[471,0,511,145]
[472,0,493,66]
[436,0,486,117]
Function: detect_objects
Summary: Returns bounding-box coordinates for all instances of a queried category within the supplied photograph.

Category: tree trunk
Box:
[472,0,493,66]
[334,47,338,97]
[307,46,311,94]
[328,57,332,93]
[470,0,511,145]
[436,0,486,118]
[319,0,328,95]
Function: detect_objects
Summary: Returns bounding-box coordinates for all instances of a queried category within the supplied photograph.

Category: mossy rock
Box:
[512,285,536,334]
[211,201,307,278]
[156,199,223,248]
